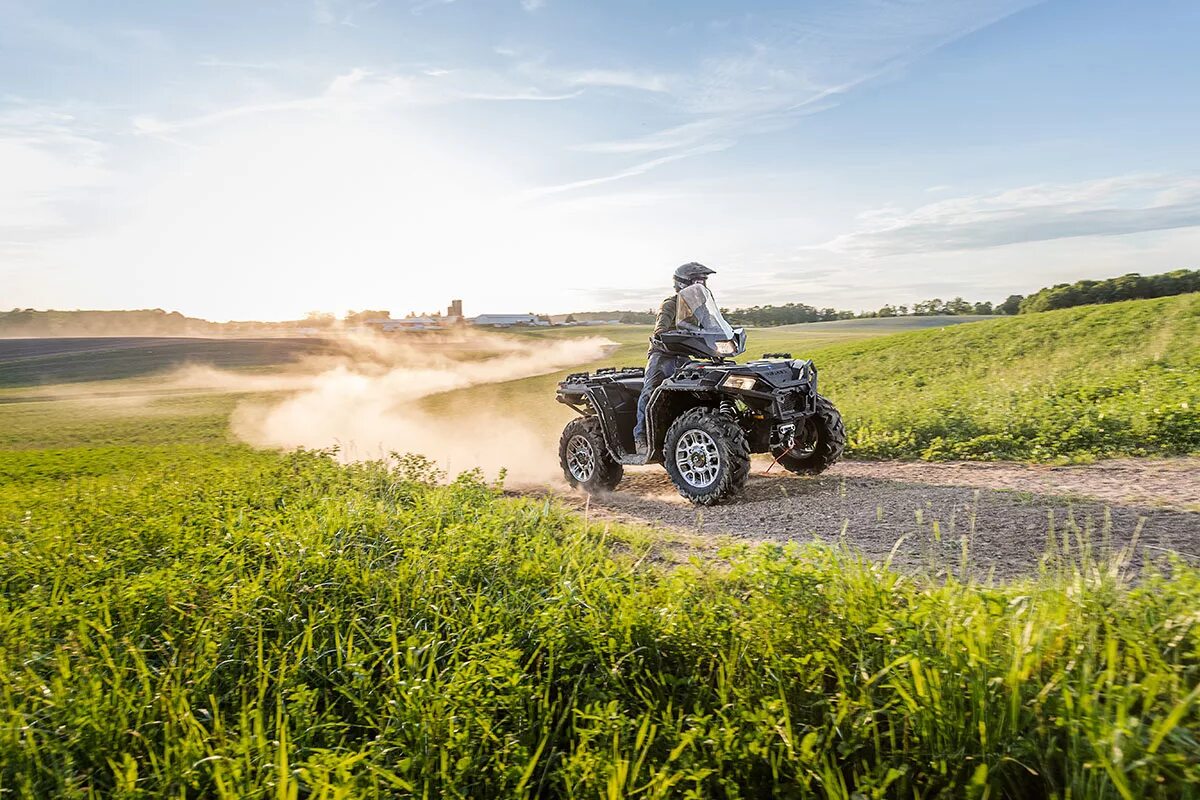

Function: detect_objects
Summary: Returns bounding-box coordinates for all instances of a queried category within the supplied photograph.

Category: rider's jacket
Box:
[647,295,678,355]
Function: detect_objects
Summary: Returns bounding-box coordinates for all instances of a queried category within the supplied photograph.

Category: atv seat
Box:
[612,376,644,394]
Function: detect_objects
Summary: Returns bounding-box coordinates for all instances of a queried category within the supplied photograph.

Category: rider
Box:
[633,262,717,453]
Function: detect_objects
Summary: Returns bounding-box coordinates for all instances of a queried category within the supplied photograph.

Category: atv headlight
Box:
[723,375,757,391]
[715,340,736,355]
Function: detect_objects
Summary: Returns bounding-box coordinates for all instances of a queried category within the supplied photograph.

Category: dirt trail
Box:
[545,457,1200,580]
[833,458,1199,512]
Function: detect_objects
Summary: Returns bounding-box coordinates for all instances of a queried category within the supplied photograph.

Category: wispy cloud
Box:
[522,141,733,198]
[1,3,170,63]
[824,174,1200,255]
[197,57,287,70]
[131,67,580,139]
[564,69,671,93]
[313,0,379,25]
[0,101,111,252]
[536,0,1043,194]
[569,119,726,155]
[410,0,456,15]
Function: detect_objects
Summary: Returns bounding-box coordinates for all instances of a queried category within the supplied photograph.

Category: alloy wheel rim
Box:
[675,429,721,488]
[566,434,596,482]
[792,418,819,457]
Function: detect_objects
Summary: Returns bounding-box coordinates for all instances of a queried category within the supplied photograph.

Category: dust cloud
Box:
[220,332,617,485]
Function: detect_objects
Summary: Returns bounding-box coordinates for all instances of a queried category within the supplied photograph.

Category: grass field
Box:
[0,337,339,388]
[1,308,1198,797]
[2,445,1198,798]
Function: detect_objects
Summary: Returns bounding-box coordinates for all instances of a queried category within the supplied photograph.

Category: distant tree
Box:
[997,295,1024,315]
[725,302,843,327]
[618,311,655,324]
[564,314,577,323]
[972,301,994,315]
[877,305,897,318]
[304,311,336,328]
[912,299,943,316]
[945,297,973,315]
[344,309,391,324]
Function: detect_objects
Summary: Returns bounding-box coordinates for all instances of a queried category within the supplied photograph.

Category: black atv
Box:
[555,324,845,505]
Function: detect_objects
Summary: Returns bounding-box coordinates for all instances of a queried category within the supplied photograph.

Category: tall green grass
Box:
[808,294,1200,461]
[2,446,1196,798]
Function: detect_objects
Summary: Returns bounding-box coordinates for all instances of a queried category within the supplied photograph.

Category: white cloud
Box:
[825,174,1200,256]
[520,0,545,10]
[541,0,1043,193]
[571,117,736,155]
[197,57,286,70]
[0,104,110,232]
[565,69,671,93]
[313,0,379,25]
[131,67,580,140]
[523,141,733,198]
[410,0,457,14]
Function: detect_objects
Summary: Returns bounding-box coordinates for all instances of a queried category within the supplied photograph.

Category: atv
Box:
[555,285,845,505]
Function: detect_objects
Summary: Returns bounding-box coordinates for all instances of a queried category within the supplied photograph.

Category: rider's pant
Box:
[634,352,687,441]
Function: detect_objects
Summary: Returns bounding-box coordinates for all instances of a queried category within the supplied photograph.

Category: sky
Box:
[2,0,1198,320]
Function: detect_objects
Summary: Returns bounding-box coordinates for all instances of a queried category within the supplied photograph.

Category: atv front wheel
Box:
[772,395,845,475]
[559,416,623,494]
[664,407,750,505]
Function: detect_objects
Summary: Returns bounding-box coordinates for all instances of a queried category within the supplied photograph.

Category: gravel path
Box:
[548,458,1200,580]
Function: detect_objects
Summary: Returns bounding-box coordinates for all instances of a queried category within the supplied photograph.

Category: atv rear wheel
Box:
[664,407,750,505]
[559,416,623,494]
[772,395,845,475]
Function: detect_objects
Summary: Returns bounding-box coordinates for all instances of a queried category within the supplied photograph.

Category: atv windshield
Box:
[675,283,734,339]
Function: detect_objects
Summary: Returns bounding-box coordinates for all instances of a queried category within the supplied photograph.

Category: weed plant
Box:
[1,446,1197,798]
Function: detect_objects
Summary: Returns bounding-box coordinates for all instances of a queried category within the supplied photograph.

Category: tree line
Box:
[1018,269,1198,313]
[718,268,1196,327]
[721,295,1025,327]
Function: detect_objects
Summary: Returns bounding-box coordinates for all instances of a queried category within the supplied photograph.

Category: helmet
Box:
[673,262,716,292]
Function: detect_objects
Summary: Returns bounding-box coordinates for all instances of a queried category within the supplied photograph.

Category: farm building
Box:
[472,314,547,327]
[383,316,441,331]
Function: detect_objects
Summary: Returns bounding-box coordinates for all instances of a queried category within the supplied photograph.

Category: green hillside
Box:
[811,293,1199,461]
[767,314,1000,332]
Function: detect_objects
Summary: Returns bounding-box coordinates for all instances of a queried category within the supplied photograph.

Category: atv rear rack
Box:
[561,366,645,384]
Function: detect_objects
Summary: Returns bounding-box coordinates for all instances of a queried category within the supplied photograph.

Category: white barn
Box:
[383,316,440,331]
[471,314,546,327]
